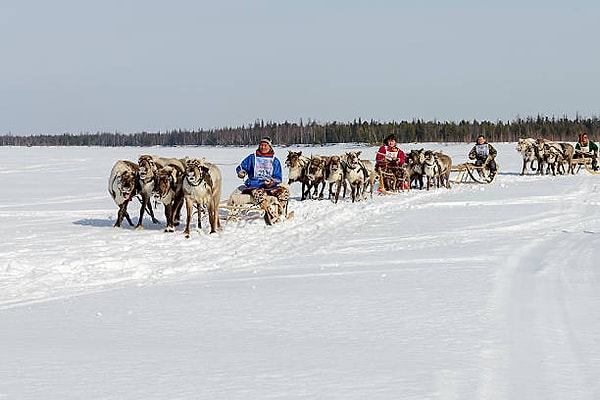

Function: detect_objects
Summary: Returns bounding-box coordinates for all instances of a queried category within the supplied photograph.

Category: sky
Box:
[2,1,600,135]
[1,142,600,399]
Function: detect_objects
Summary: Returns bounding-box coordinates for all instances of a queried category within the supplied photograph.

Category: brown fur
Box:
[152,165,185,232]
[406,149,425,189]
[135,155,160,228]
[304,155,327,199]
[435,151,452,189]
[325,155,346,203]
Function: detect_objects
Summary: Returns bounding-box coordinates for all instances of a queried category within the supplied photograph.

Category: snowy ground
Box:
[1,142,599,400]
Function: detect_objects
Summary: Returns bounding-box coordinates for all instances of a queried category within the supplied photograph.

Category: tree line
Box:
[2,116,599,147]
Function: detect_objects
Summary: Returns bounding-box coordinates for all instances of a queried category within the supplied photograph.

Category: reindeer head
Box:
[408,149,425,165]
[345,151,361,169]
[306,155,325,181]
[119,170,137,200]
[152,166,179,201]
[535,138,547,153]
[138,155,158,181]
[185,158,211,187]
[423,150,436,165]
[286,151,302,168]
[516,138,533,153]
[327,155,341,174]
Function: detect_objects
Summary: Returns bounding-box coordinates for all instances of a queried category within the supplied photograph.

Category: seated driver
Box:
[468,134,498,178]
[574,132,599,171]
[375,134,406,170]
[235,137,289,218]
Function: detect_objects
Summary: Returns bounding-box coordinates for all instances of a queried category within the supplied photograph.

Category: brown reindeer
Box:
[406,149,425,189]
[325,155,346,203]
[304,155,327,199]
[152,164,185,232]
[434,151,452,189]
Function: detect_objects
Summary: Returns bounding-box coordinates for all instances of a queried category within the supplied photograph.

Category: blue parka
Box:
[236,152,283,189]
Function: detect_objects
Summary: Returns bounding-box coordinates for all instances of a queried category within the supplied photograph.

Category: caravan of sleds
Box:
[108,138,598,234]
[516,137,600,176]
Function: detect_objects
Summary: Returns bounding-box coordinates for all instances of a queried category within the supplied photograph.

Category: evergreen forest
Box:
[2,116,600,147]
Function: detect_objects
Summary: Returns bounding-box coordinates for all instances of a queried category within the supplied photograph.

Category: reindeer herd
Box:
[515,137,580,176]
[111,140,581,235]
[284,148,453,204]
[108,155,222,236]
[108,148,460,235]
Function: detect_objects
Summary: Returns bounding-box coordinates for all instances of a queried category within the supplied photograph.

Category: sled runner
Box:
[449,162,497,184]
[571,151,600,175]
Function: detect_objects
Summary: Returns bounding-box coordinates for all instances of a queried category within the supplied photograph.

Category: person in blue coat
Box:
[236,137,290,223]
[236,137,283,190]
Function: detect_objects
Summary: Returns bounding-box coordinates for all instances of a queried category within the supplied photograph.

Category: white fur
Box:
[183,159,222,235]
[516,138,538,175]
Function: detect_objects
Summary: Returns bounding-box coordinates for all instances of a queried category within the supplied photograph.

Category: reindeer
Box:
[516,138,538,175]
[304,155,327,200]
[406,149,425,189]
[360,158,377,199]
[108,160,139,228]
[324,155,346,203]
[536,139,570,176]
[344,151,374,202]
[285,151,311,200]
[559,142,575,174]
[135,155,162,228]
[152,164,185,232]
[434,151,452,189]
[423,150,440,190]
[182,158,222,235]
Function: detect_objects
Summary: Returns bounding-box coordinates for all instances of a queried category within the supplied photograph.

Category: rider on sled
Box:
[574,132,599,171]
[468,134,498,178]
[375,134,408,191]
[236,137,290,222]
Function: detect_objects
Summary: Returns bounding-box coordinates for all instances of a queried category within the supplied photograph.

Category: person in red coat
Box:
[375,134,405,170]
[375,134,408,192]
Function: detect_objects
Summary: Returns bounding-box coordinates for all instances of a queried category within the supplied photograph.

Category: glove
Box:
[385,154,393,161]
[264,178,273,187]
[469,153,476,160]
[237,170,246,179]
[485,155,493,164]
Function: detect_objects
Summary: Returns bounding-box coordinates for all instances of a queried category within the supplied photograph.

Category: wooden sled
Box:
[219,201,263,221]
[377,166,410,194]
[219,187,293,226]
[450,163,497,184]
[571,156,600,175]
